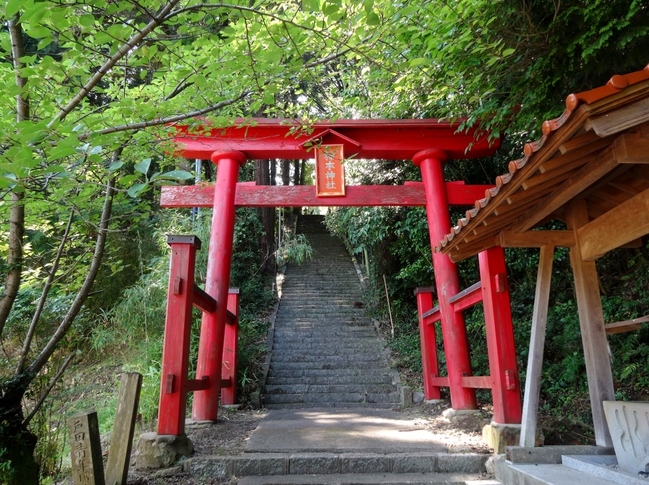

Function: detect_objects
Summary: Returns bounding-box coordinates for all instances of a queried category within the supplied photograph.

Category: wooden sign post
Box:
[105,372,143,485]
[68,411,105,485]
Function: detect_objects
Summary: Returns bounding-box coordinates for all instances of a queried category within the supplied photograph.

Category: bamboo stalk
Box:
[383,274,394,338]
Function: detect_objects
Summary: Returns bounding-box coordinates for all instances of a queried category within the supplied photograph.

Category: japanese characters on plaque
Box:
[68,411,105,485]
[315,144,346,197]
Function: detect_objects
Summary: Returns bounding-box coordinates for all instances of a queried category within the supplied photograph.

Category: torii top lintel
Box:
[171,118,500,161]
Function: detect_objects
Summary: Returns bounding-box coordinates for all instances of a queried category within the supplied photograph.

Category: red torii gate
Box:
[157,118,522,437]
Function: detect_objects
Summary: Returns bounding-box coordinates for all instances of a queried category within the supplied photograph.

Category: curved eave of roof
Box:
[436,63,649,254]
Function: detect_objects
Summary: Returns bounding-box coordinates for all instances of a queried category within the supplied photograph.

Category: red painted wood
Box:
[414,149,478,411]
[185,377,209,392]
[479,246,522,424]
[221,290,240,406]
[449,281,484,313]
[192,152,245,422]
[421,306,441,324]
[461,376,493,389]
[160,182,494,208]
[429,376,450,387]
[192,284,216,314]
[415,288,441,400]
[157,241,197,435]
[171,118,500,161]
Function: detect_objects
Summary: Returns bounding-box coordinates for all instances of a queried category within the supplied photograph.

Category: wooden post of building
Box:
[566,199,615,447]
[105,372,143,485]
[68,411,105,485]
[520,245,554,447]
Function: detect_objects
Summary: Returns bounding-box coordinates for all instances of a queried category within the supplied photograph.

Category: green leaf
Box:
[49,145,78,160]
[366,12,380,26]
[5,0,23,18]
[151,170,194,182]
[302,0,319,12]
[127,182,147,198]
[502,48,515,57]
[409,57,430,67]
[134,158,151,175]
[108,161,124,172]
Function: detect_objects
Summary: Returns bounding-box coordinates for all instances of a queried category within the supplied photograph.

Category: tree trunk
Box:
[281,159,290,186]
[0,377,39,485]
[256,159,275,272]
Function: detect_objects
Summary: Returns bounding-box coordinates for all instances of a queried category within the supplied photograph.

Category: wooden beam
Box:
[429,376,450,387]
[566,199,615,447]
[498,230,576,248]
[461,376,492,389]
[192,285,216,314]
[605,315,649,335]
[513,145,619,233]
[612,132,649,163]
[578,186,649,261]
[449,281,483,312]
[520,245,554,447]
[160,182,494,208]
[585,96,649,137]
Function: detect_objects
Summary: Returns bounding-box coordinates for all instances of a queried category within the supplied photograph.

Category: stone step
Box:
[263,402,398,410]
[266,374,395,385]
[263,392,400,405]
[269,351,385,360]
[270,341,380,349]
[269,345,385,354]
[184,451,488,480]
[269,362,388,371]
[238,474,491,485]
[274,322,373,327]
[273,328,377,336]
[267,368,395,378]
[264,384,397,395]
[271,336,378,343]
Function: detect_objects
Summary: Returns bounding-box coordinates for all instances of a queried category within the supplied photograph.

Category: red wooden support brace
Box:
[415,288,441,400]
[157,235,201,436]
[479,246,522,424]
[221,289,240,406]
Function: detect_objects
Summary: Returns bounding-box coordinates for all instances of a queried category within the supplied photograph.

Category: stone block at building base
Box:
[135,432,194,470]
[483,421,529,454]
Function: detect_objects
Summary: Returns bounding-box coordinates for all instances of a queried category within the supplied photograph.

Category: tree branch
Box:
[80,91,251,139]
[0,18,28,336]
[50,0,182,125]
[22,353,74,426]
[16,210,74,374]
[27,173,115,377]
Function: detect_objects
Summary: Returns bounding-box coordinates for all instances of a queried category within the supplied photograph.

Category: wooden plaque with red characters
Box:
[315,144,345,197]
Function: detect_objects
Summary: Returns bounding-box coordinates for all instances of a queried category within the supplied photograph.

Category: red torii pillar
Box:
[413,149,478,411]
[192,150,246,421]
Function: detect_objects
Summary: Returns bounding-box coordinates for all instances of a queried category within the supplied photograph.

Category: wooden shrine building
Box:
[437,64,649,451]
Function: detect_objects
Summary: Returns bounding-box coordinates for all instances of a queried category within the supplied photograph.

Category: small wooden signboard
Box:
[68,411,105,485]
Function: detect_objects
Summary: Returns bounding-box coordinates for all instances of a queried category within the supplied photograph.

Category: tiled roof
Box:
[437,64,649,261]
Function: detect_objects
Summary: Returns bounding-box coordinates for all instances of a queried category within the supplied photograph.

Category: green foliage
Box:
[276,233,314,267]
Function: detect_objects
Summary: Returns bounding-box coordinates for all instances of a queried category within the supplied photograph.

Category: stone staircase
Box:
[181,215,498,484]
[262,214,401,409]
